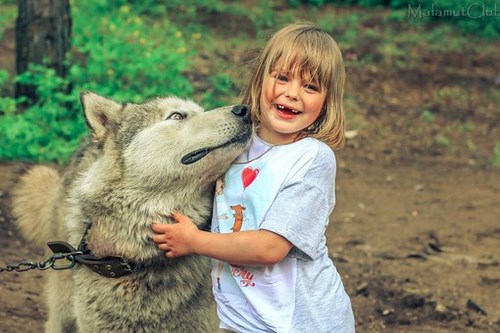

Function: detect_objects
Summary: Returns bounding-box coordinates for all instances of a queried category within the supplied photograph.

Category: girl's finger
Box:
[170,211,181,220]
[151,223,169,233]
[152,234,165,243]
[171,211,189,223]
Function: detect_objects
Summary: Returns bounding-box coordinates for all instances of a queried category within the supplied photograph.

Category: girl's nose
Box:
[285,83,300,101]
[285,90,298,101]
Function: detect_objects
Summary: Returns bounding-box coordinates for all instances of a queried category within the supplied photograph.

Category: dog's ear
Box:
[80,91,122,145]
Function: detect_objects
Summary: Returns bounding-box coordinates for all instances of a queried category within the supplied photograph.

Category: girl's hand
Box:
[153,213,293,265]
[151,212,199,258]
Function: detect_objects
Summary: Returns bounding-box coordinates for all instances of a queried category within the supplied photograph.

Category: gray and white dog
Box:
[12,92,252,332]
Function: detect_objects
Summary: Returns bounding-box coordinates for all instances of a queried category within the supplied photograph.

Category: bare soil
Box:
[1,7,499,333]
[1,159,499,333]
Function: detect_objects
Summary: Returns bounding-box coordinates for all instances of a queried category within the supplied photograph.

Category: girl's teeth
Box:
[277,104,300,114]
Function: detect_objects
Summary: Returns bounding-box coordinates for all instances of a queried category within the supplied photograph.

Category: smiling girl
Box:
[152,23,355,332]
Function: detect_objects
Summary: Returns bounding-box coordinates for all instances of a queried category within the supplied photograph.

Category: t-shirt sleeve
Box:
[259,181,332,261]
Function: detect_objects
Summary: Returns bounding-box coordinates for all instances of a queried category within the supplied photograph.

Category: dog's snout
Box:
[231,105,251,123]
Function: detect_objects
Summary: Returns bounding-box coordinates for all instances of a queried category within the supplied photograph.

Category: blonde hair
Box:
[241,23,346,150]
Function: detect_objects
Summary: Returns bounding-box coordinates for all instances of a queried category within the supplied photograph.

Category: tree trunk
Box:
[15,0,72,102]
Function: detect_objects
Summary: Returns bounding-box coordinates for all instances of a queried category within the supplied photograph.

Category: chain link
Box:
[0,251,84,273]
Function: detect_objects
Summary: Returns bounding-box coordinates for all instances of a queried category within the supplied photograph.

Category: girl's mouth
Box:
[275,104,301,116]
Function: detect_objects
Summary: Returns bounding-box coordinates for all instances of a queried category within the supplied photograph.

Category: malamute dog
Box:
[12,92,252,332]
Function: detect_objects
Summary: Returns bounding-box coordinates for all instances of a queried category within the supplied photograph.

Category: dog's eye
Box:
[167,112,185,120]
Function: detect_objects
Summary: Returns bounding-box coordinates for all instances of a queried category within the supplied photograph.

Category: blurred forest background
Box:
[0,1,499,332]
[0,0,499,165]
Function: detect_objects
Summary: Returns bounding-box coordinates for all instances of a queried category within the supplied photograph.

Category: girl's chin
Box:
[257,127,300,145]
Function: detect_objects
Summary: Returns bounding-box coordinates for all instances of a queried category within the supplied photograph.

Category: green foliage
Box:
[298,0,327,7]
[421,110,436,123]
[405,0,500,38]
[287,0,500,38]
[0,70,16,114]
[248,0,278,29]
[321,11,371,51]
[465,138,476,152]
[0,1,197,163]
[493,143,500,167]
[201,73,238,110]
[435,134,451,148]
[127,0,231,17]
[459,121,474,132]
[71,2,193,101]
[0,65,85,162]
[0,1,15,40]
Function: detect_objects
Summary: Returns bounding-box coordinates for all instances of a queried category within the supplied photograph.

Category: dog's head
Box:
[80,92,252,190]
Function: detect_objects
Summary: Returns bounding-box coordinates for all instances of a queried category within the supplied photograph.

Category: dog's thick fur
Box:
[12,92,252,332]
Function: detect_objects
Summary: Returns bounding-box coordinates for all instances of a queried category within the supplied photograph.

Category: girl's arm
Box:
[151,212,293,266]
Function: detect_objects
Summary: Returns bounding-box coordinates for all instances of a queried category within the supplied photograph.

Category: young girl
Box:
[152,23,355,332]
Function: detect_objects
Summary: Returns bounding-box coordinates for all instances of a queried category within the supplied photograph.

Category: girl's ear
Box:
[80,91,122,145]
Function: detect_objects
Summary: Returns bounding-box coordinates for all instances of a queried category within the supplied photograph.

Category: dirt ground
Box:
[1,9,500,333]
[1,158,499,333]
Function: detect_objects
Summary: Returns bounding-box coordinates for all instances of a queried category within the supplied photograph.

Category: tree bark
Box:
[15,0,72,102]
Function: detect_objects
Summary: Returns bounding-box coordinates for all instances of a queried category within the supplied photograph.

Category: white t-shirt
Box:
[211,135,355,333]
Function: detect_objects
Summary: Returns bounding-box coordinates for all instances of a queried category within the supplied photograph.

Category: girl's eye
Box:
[304,84,320,92]
[166,112,185,120]
[276,74,288,82]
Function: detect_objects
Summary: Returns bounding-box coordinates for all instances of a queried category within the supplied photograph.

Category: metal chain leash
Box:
[0,250,84,273]
[1,230,135,278]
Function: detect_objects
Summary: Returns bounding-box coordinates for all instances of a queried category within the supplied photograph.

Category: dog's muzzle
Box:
[181,105,252,165]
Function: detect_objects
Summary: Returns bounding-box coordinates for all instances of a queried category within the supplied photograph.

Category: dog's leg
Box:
[44,271,77,333]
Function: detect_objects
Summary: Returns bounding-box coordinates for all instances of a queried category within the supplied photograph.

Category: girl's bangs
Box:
[267,41,331,87]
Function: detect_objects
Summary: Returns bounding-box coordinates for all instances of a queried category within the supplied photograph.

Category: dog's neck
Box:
[76,187,213,262]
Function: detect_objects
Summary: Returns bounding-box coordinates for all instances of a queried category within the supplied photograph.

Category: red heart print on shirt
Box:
[242,167,259,189]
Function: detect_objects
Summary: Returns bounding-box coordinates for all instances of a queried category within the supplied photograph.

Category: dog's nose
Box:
[231,105,251,123]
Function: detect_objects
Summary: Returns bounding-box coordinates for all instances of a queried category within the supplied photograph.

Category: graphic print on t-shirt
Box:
[214,165,261,291]
[229,204,245,232]
[242,166,259,189]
